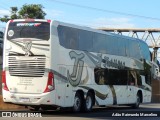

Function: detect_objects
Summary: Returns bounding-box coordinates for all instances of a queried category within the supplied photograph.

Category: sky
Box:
[1,0,160,30]
[1,0,160,57]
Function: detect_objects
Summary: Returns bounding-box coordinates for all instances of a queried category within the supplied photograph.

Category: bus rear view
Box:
[2,19,152,112]
[2,19,55,110]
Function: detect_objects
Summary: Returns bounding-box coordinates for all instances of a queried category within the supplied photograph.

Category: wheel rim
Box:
[86,96,92,110]
[74,96,81,111]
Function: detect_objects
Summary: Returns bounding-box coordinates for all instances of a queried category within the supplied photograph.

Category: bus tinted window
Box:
[139,42,150,61]
[105,35,118,55]
[58,25,150,62]
[58,25,78,49]
[94,68,128,85]
[79,30,93,51]
[7,21,50,40]
[0,42,2,55]
[117,37,126,56]
[108,69,128,85]
[0,31,3,39]
[93,33,107,53]
[128,39,141,60]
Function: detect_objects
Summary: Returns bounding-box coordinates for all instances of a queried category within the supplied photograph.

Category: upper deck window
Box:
[7,21,50,40]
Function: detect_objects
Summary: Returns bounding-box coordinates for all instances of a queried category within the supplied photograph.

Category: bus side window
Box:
[66,28,78,49]
[129,71,135,85]
[94,68,108,85]
[129,71,138,86]
[69,38,77,49]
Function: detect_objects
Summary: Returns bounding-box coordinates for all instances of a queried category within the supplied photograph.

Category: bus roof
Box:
[54,20,148,46]
[7,19,148,46]
[7,19,51,23]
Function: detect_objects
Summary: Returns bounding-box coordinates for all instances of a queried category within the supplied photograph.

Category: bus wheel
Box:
[132,93,141,109]
[73,92,82,112]
[84,92,93,112]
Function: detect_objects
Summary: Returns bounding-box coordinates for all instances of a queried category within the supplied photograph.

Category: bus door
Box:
[114,86,128,104]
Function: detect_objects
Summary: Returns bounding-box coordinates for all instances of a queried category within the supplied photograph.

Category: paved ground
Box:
[0,103,160,120]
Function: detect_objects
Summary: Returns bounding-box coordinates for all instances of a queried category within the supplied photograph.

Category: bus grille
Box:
[8,56,46,77]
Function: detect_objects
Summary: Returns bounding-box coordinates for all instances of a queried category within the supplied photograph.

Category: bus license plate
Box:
[20,98,30,102]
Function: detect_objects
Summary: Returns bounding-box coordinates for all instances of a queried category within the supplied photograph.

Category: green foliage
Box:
[18,4,46,19]
[0,4,46,23]
[10,7,19,19]
[0,15,10,22]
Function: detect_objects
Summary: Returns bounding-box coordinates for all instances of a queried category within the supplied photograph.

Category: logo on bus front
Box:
[22,41,32,56]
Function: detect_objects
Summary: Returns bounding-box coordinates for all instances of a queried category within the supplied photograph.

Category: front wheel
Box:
[132,93,141,109]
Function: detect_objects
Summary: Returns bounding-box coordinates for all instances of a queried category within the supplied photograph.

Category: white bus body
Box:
[2,19,152,112]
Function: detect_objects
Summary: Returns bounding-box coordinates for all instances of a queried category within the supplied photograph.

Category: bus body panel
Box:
[2,19,152,109]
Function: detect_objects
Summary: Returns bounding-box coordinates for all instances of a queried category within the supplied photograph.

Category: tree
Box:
[0,7,19,22]
[18,4,46,19]
[10,7,19,19]
[0,15,10,22]
[0,4,46,23]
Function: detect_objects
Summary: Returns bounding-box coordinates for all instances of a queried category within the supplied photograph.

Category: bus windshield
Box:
[7,21,50,40]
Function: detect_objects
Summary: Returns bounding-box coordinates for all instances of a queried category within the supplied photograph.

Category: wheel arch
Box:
[137,90,143,103]
[76,89,96,106]
[76,89,85,100]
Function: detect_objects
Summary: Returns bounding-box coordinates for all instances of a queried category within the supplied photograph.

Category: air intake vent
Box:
[8,56,46,77]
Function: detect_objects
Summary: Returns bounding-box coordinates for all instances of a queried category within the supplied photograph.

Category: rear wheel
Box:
[72,93,82,112]
[84,92,94,112]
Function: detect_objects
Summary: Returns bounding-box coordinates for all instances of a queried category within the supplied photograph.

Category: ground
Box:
[0,95,25,110]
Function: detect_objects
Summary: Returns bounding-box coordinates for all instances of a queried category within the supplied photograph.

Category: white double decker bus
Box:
[2,19,152,112]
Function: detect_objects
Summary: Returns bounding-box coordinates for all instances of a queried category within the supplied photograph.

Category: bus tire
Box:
[132,92,141,109]
[84,92,94,112]
[72,92,82,112]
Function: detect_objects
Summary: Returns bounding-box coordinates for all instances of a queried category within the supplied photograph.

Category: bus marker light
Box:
[2,71,9,91]
[47,20,51,23]
[43,72,55,93]
[9,20,14,23]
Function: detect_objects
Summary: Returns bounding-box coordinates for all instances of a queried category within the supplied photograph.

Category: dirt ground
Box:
[0,67,25,110]
[0,95,26,110]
